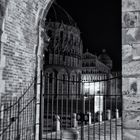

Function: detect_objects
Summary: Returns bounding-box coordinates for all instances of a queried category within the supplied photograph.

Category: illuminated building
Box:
[82,49,112,95]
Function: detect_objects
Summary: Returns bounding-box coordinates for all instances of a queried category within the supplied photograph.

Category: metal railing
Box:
[0,73,123,140]
[0,80,36,140]
[43,73,123,140]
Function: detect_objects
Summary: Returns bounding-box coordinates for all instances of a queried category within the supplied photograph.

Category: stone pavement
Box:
[44,119,122,140]
[78,119,122,140]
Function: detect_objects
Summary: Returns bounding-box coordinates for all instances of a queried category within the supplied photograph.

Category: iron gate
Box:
[42,72,123,140]
[0,80,36,140]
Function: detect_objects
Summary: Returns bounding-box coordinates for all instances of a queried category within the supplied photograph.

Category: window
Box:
[72,75,75,84]
[63,74,65,84]
[49,73,53,83]
[60,31,63,45]
[70,34,73,45]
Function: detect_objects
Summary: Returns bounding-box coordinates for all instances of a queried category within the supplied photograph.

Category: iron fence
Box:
[43,72,123,140]
[0,80,36,140]
[0,72,123,140]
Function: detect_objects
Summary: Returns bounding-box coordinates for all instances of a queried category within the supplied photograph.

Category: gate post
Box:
[81,96,86,140]
[116,109,119,119]
[73,113,77,128]
[98,111,102,122]
[88,112,91,125]
[55,115,60,131]
[107,109,111,120]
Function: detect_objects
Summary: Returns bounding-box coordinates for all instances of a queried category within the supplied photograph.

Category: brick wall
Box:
[122,0,140,139]
[0,0,52,99]
[0,0,52,139]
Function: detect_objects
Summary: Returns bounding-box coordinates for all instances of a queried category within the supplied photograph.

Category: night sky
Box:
[52,0,121,71]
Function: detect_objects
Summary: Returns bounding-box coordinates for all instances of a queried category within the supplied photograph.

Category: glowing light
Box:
[84,83,90,89]
[84,82,100,95]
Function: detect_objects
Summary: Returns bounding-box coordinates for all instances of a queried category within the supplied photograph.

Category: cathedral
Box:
[82,49,112,95]
[42,2,121,132]
[43,8,83,97]
[43,3,114,97]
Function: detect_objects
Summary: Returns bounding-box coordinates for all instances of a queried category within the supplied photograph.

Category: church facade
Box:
[43,3,120,98]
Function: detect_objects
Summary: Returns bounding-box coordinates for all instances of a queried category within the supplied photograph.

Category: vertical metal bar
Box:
[64,78,67,129]
[3,103,5,140]
[76,76,78,126]
[115,73,117,140]
[15,98,18,139]
[17,99,20,140]
[27,88,29,140]
[93,75,96,140]
[66,76,69,129]
[81,83,85,140]
[20,94,22,139]
[4,103,6,140]
[22,92,25,139]
[0,104,2,140]
[51,73,54,139]
[61,75,63,129]
[9,100,11,140]
[99,73,101,140]
[88,81,90,140]
[34,62,37,140]
[5,102,7,139]
[24,88,26,139]
[39,70,43,140]
[33,82,36,140]
[71,80,73,127]
[67,76,70,129]
[76,76,78,114]
[11,100,14,140]
[120,73,123,140]
[32,75,37,140]
[56,75,59,139]
[46,73,50,139]
[104,74,106,140]
[110,74,112,140]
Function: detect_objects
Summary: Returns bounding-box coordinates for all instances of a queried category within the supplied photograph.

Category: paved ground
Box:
[44,119,123,140]
[78,119,123,140]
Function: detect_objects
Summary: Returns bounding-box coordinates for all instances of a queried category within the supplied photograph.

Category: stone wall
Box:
[122,0,140,139]
[0,0,52,139]
[0,0,52,99]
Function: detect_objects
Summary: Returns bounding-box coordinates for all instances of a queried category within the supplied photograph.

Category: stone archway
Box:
[0,0,54,140]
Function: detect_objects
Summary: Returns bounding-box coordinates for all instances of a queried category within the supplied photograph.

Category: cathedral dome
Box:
[98,49,112,69]
[46,2,76,26]
[44,2,83,68]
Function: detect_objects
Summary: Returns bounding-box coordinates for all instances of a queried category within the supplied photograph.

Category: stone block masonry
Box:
[0,0,52,98]
[122,0,140,139]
